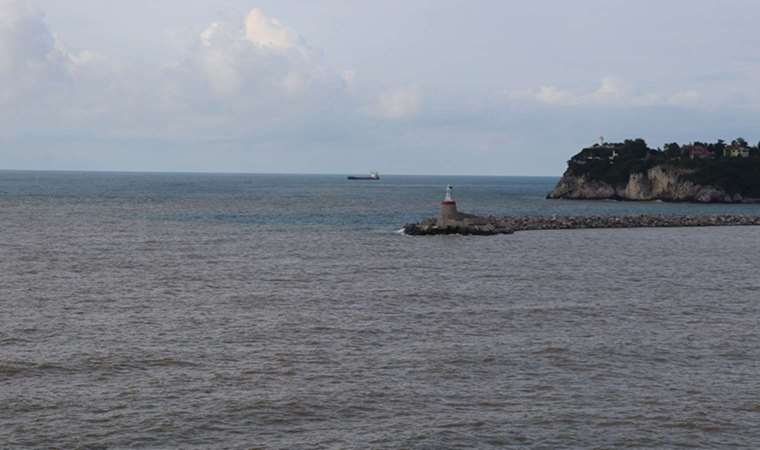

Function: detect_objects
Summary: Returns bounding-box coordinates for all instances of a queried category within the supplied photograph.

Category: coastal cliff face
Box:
[549,165,749,203]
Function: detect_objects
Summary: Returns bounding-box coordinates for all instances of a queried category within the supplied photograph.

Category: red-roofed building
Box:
[684,144,713,160]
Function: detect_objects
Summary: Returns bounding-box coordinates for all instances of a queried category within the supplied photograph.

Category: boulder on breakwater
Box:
[402,214,760,236]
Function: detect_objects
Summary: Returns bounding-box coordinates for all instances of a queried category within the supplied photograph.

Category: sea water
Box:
[2,171,760,449]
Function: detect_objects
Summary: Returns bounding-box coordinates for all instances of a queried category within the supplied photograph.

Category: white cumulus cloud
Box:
[177,8,332,102]
[244,8,297,49]
[514,77,701,108]
[0,0,69,101]
[0,2,426,146]
[0,0,122,134]
[0,3,364,138]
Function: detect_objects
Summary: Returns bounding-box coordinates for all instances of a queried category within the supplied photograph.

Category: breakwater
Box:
[403,214,760,236]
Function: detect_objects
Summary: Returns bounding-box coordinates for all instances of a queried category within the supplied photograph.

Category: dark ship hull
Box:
[347,172,380,180]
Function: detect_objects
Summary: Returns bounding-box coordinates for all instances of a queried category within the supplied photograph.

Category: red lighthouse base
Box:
[438,200,459,226]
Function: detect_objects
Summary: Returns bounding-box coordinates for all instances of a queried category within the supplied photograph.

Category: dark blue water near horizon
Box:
[4,170,760,228]
[3,171,760,449]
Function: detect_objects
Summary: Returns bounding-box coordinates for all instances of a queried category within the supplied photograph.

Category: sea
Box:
[3,171,760,449]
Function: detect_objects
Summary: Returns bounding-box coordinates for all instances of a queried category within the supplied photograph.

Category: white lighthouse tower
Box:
[438,185,459,227]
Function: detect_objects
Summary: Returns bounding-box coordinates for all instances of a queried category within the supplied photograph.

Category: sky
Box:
[2,0,760,175]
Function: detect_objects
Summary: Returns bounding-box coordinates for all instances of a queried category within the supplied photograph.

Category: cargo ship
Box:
[347,171,380,180]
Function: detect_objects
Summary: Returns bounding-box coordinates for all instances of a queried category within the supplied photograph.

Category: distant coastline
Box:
[548,138,760,203]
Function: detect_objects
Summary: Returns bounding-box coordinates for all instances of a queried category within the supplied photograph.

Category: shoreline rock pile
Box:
[402,214,760,236]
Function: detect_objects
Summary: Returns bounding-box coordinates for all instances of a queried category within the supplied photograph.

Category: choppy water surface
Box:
[3,171,760,449]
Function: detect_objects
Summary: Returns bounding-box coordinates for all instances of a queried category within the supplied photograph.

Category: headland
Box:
[548,138,760,203]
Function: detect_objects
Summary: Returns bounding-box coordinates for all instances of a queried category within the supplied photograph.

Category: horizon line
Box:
[0,168,560,178]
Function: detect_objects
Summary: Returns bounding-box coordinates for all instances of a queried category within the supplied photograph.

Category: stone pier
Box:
[406,186,760,235]
[403,214,760,236]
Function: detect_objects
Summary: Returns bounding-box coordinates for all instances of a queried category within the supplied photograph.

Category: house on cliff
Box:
[724,146,750,158]
[683,144,714,160]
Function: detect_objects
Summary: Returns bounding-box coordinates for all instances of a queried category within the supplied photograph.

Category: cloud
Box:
[193,16,308,98]
[534,85,576,106]
[0,3,363,140]
[667,90,702,106]
[0,0,433,147]
[172,9,339,104]
[0,0,122,135]
[370,87,421,119]
[340,69,356,88]
[153,8,360,139]
[514,77,701,108]
[244,8,297,49]
[0,0,69,102]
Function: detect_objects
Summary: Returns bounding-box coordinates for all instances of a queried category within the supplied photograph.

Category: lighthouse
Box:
[438,185,459,227]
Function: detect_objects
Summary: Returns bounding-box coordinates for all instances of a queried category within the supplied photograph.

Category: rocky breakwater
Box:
[403,216,515,236]
[403,214,760,236]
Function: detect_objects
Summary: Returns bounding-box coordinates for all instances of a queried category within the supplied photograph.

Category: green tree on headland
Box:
[732,137,748,148]
[663,143,680,158]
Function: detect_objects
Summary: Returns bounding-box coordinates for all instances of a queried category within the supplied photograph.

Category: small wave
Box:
[662,420,726,433]
[597,420,634,427]
[437,421,487,429]
[0,363,27,376]
[0,336,30,345]
[532,346,568,355]
[739,403,760,412]
[144,357,197,368]
[80,355,197,371]
[0,361,73,377]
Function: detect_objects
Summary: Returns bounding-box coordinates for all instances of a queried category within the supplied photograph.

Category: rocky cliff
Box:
[548,165,753,203]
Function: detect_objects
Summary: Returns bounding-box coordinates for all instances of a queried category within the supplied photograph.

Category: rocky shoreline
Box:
[547,166,760,203]
[403,214,760,236]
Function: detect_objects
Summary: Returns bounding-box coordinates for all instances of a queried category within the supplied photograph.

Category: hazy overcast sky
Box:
[2,0,760,174]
